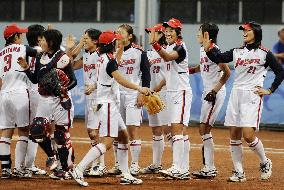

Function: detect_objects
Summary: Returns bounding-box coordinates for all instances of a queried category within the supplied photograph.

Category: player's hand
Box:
[153,85,163,92]
[47,24,53,30]
[65,34,76,50]
[17,57,29,70]
[136,93,145,108]
[149,30,162,44]
[138,87,152,95]
[254,86,272,96]
[60,87,68,96]
[85,84,96,95]
[202,32,212,52]
[204,90,217,104]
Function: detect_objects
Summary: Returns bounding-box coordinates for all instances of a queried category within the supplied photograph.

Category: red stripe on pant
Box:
[180,90,186,123]
[256,97,263,130]
[107,103,110,137]
[26,89,31,126]
[206,104,215,125]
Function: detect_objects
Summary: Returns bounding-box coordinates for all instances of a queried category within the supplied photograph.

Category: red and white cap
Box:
[99,30,122,45]
[145,24,165,33]
[4,23,28,38]
[239,23,252,30]
[163,18,182,29]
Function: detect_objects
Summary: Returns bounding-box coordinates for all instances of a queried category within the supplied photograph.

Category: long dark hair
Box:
[118,24,137,44]
[26,24,45,47]
[99,41,116,54]
[43,29,62,52]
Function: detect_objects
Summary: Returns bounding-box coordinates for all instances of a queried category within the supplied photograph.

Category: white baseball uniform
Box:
[0,44,37,129]
[96,53,126,137]
[199,46,226,126]
[165,40,192,126]
[147,49,168,127]
[118,44,146,126]
[83,50,100,129]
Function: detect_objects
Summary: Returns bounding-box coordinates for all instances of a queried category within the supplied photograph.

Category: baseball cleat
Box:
[23,168,33,178]
[13,168,26,178]
[130,163,141,176]
[49,168,71,180]
[141,164,162,174]
[31,165,47,175]
[88,165,107,177]
[192,165,217,178]
[1,168,12,179]
[69,167,89,187]
[228,170,246,182]
[159,165,182,179]
[178,170,191,180]
[120,173,143,185]
[108,165,122,175]
[260,158,272,180]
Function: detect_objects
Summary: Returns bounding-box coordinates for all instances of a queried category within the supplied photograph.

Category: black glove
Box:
[60,96,72,110]
[204,90,217,104]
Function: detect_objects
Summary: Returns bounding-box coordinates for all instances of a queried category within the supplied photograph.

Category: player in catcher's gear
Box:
[143,92,165,115]
[17,29,77,176]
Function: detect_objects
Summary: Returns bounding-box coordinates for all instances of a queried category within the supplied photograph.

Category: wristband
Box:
[152,42,162,52]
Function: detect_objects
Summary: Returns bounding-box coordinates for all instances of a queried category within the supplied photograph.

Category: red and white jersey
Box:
[200,46,225,91]
[232,47,268,90]
[0,44,29,92]
[96,53,120,104]
[118,44,143,94]
[165,41,191,91]
[83,50,99,99]
[147,49,166,91]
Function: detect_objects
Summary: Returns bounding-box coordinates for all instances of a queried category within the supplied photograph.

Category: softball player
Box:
[17,29,77,178]
[149,18,192,179]
[69,30,151,186]
[0,24,40,178]
[203,21,284,182]
[109,24,150,176]
[191,23,231,178]
[69,28,106,176]
[24,24,47,176]
[141,24,170,174]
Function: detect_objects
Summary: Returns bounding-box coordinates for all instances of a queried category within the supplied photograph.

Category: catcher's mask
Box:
[30,117,51,142]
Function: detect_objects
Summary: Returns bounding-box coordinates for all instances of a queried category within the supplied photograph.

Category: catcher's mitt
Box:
[38,68,70,97]
[204,90,217,105]
[143,92,165,115]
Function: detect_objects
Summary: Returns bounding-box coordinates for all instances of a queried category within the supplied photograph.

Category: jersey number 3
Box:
[4,54,12,72]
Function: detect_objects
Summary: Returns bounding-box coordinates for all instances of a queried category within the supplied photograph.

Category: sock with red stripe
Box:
[230,139,244,173]
[172,135,184,169]
[152,135,164,167]
[0,137,12,169]
[202,133,215,168]
[112,141,119,166]
[130,140,141,165]
[15,136,29,170]
[247,137,267,164]
[117,144,128,174]
[25,136,39,168]
[77,143,106,172]
[181,135,190,173]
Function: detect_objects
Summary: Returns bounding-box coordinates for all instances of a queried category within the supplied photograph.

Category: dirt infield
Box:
[1,119,284,190]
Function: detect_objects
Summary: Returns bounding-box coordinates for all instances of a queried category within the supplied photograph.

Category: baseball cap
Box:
[99,30,122,45]
[4,23,28,38]
[145,24,165,33]
[163,18,182,29]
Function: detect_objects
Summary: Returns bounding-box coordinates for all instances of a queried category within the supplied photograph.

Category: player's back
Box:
[0,44,28,92]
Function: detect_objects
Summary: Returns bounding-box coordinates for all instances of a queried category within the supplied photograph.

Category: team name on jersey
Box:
[83,64,96,72]
[235,58,261,68]
[97,56,104,64]
[200,56,209,64]
[150,57,162,64]
[119,58,135,66]
[0,46,21,56]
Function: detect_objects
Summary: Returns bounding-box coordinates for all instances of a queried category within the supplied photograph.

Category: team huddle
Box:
[0,18,283,187]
